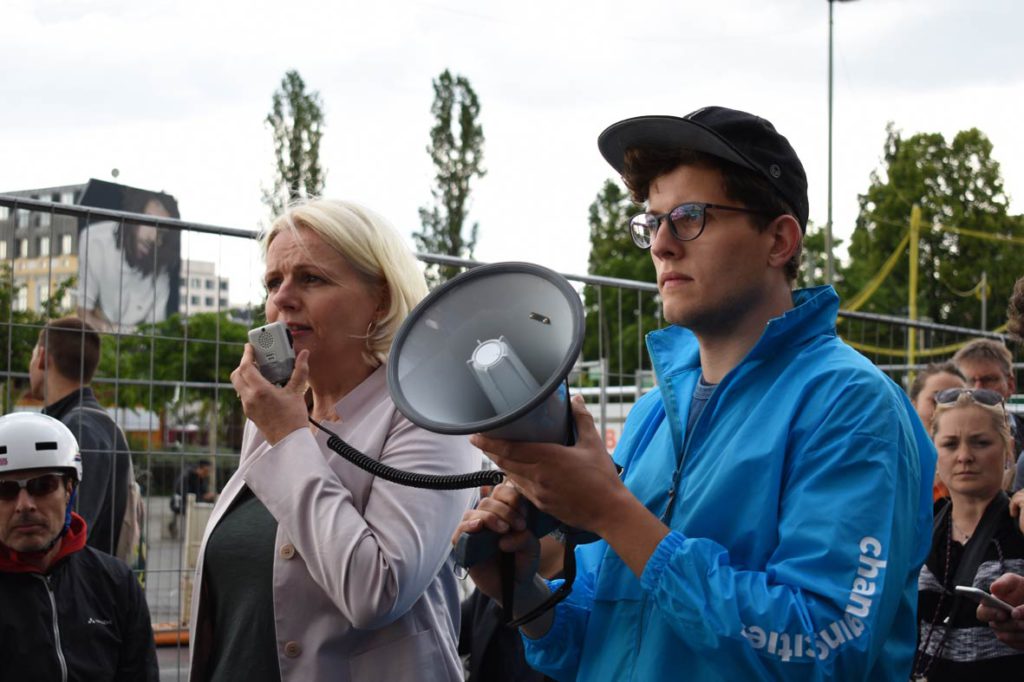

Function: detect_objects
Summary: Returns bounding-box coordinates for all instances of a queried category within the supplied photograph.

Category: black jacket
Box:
[44,387,132,555]
[0,535,158,681]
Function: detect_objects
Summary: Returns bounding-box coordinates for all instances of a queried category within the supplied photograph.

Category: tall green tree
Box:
[840,124,1024,328]
[262,70,326,220]
[415,70,485,285]
[581,180,658,387]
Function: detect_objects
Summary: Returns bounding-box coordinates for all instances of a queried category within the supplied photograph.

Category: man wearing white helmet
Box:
[0,412,157,681]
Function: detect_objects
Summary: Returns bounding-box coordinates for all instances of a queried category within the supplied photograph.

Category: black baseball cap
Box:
[597,106,809,231]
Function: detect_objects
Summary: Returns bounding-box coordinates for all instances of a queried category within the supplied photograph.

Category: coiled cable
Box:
[310,417,505,490]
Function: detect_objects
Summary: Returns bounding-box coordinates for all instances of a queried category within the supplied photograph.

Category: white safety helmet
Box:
[0,412,82,483]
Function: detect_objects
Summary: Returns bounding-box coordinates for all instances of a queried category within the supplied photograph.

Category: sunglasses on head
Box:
[0,473,64,501]
[934,388,1004,407]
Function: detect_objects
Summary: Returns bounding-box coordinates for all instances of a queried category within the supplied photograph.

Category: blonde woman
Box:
[913,388,1024,679]
[189,199,477,681]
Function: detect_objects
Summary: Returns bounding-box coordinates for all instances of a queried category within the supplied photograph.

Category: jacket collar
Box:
[0,512,88,574]
[647,285,839,383]
[42,386,98,420]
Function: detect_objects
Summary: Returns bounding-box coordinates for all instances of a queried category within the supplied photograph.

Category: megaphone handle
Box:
[453,528,502,568]
[453,498,560,569]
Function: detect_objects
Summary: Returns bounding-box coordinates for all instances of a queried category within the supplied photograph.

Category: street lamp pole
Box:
[827,0,858,287]
[826,0,835,285]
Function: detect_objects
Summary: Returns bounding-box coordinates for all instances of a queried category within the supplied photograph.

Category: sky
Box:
[2,0,1022,307]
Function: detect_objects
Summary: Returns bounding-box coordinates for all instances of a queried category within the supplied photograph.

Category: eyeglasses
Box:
[934,388,1005,407]
[0,474,64,502]
[627,202,775,249]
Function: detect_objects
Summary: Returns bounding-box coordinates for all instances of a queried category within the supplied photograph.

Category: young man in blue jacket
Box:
[457,106,936,680]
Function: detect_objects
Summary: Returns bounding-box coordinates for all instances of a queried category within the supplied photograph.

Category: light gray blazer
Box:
[189,365,477,681]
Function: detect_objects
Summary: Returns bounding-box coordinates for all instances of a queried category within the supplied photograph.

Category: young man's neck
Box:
[695,285,794,384]
[44,376,86,408]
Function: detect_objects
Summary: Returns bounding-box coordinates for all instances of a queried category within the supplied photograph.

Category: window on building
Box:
[61,234,72,255]
[39,212,50,228]
[190,295,200,306]
[0,206,7,220]
[219,280,228,291]
[15,287,27,312]
[204,296,214,307]
[36,282,48,307]
[191,277,201,288]
[17,239,28,258]
[38,236,50,258]
[219,298,228,308]
[16,210,29,228]
[61,191,75,205]
[0,242,6,260]
[205,279,214,290]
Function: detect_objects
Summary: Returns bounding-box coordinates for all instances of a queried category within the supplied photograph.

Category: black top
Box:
[204,486,281,682]
[44,388,131,555]
[0,546,158,681]
[459,588,555,682]
[915,497,1024,680]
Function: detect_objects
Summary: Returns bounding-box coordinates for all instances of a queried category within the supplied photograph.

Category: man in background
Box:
[30,316,132,556]
[169,458,215,538]
[0,412,157,680]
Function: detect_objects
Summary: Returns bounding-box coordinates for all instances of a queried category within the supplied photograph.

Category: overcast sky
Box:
[2,0,1021,306]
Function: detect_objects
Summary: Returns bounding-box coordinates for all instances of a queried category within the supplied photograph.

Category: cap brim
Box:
[597,115,756,175]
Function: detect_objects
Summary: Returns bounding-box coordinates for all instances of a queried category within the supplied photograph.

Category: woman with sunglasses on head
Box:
[908,362,968,504]
[913,388,1024,679]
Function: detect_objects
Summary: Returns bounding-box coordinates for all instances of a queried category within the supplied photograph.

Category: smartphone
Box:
[248,321,295,386]
[954,585,1015,614]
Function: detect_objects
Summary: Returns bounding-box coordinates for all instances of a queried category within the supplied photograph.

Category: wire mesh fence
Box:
[0,194,1017,678]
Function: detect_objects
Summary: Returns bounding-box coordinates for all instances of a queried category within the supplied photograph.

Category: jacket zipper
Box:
[35,574,68,682]
[633,374,724,678]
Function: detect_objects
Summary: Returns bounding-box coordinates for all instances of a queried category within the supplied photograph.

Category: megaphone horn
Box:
[387,262,584,443]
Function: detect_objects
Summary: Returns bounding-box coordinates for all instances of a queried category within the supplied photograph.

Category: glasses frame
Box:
[934,387,1005,408]
[627,202,776,249]
[0,473,65,502]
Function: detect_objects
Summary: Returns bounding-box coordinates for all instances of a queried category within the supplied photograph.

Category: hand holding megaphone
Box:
[471,395,622,538]
[452,481,543,601]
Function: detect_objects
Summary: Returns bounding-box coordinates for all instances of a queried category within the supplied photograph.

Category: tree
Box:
[840,124,1024,329]
[262,70,326,220]
[0,269,77,412]
[797,221,839,290]
[581,180,659,387]
[415,70,485,285]
[103,312,250,449]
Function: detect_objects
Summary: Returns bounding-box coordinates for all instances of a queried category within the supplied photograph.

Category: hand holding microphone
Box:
[232,322,311,445]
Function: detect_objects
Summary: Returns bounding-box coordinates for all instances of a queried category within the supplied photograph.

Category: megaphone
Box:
[387,261,585,566]
[388,261,584,442]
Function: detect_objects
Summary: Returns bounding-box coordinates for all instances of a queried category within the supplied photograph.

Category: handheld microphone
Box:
[248,321,295,386]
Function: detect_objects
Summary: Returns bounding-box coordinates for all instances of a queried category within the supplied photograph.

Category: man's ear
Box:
[766,215,802,271]
[34,345,47,371]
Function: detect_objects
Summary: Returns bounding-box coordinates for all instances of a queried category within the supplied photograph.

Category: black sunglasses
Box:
[627,202,775,249]
[934,388,1004,407]
[0,473,64,502]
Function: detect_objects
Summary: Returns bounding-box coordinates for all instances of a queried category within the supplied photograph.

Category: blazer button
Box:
[279,544,296,560]
[284,641,302,658]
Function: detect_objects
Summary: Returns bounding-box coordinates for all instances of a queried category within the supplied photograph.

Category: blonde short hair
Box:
[261,198,428,367]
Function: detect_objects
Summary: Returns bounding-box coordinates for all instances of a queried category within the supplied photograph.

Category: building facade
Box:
[179,260,230,315]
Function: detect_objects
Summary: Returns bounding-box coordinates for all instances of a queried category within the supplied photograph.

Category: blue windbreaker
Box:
[524,286,936,681]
